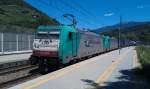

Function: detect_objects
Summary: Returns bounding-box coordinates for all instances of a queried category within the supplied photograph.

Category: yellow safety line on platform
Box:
[22,65,80,89]
[95,49,131,86]
[22,53,110,89]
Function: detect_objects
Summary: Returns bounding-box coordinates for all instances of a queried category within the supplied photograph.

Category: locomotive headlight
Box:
[33,39,40,48]
[33,43,39,48]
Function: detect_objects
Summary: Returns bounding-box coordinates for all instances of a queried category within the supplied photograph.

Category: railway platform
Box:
[0,53,31,70]
[9,47,147,89]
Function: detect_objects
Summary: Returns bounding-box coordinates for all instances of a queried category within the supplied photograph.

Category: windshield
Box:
[35,31,59,39]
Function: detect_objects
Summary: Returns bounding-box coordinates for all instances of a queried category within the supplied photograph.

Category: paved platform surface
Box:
[0,53,31,64]
[9,47,144,89]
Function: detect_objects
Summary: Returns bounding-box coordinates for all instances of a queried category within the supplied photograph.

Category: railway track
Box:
[0,64,39,88]
[0,49,117,89]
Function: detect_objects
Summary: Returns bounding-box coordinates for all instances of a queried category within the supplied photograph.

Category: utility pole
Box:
[62,14,77,28]
[118,16,122,54]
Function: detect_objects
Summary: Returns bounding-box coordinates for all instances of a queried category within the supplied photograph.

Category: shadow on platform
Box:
[81,68,148,89]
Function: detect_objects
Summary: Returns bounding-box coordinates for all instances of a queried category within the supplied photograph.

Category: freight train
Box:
[30,25,120,72]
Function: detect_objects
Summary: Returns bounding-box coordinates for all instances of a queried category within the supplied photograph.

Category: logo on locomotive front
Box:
[41,39,50,45]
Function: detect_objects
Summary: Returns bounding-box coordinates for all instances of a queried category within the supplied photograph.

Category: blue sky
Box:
[25,0,150,29]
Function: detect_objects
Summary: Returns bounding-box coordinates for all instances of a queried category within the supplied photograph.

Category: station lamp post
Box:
[118,16,122,55]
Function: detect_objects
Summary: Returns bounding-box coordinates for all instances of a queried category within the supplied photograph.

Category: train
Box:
[29,25,123,72]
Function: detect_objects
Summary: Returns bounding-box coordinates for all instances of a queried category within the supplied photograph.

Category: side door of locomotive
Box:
[68,32,77,57]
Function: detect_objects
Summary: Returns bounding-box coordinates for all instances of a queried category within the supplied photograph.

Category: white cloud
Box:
[137,5,144,9]
[137,5,150,9]
[104,12,114,17]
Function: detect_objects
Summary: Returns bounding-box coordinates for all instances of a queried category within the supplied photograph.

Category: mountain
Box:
[0,0,59,33]
[100,22,150,44]
[94,22,150,33]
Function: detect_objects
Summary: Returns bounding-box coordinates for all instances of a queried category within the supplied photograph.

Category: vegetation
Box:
[136,46,150,86]
[136,46,150,68]
[0,0,59,33]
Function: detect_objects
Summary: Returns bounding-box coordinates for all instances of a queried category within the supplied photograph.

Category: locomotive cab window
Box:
[36,31,60,39]
[68,32,73,40]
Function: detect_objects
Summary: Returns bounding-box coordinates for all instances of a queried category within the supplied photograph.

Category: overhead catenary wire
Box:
[57,0,98,25]
[38,0,66,14]
[57,0,97,26]
[70,0,98,21]
[38,0,101,29]
[38,0,93,27]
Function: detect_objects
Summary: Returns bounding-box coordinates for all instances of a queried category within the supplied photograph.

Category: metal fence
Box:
[0,33,34,55]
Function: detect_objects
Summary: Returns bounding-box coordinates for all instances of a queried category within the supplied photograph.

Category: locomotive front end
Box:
[33,31,60,58]
[29,26,61,70]
[30,25,78,73]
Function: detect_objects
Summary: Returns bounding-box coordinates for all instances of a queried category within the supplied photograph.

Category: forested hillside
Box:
[100,23,150,44]
[0,0,59,33]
